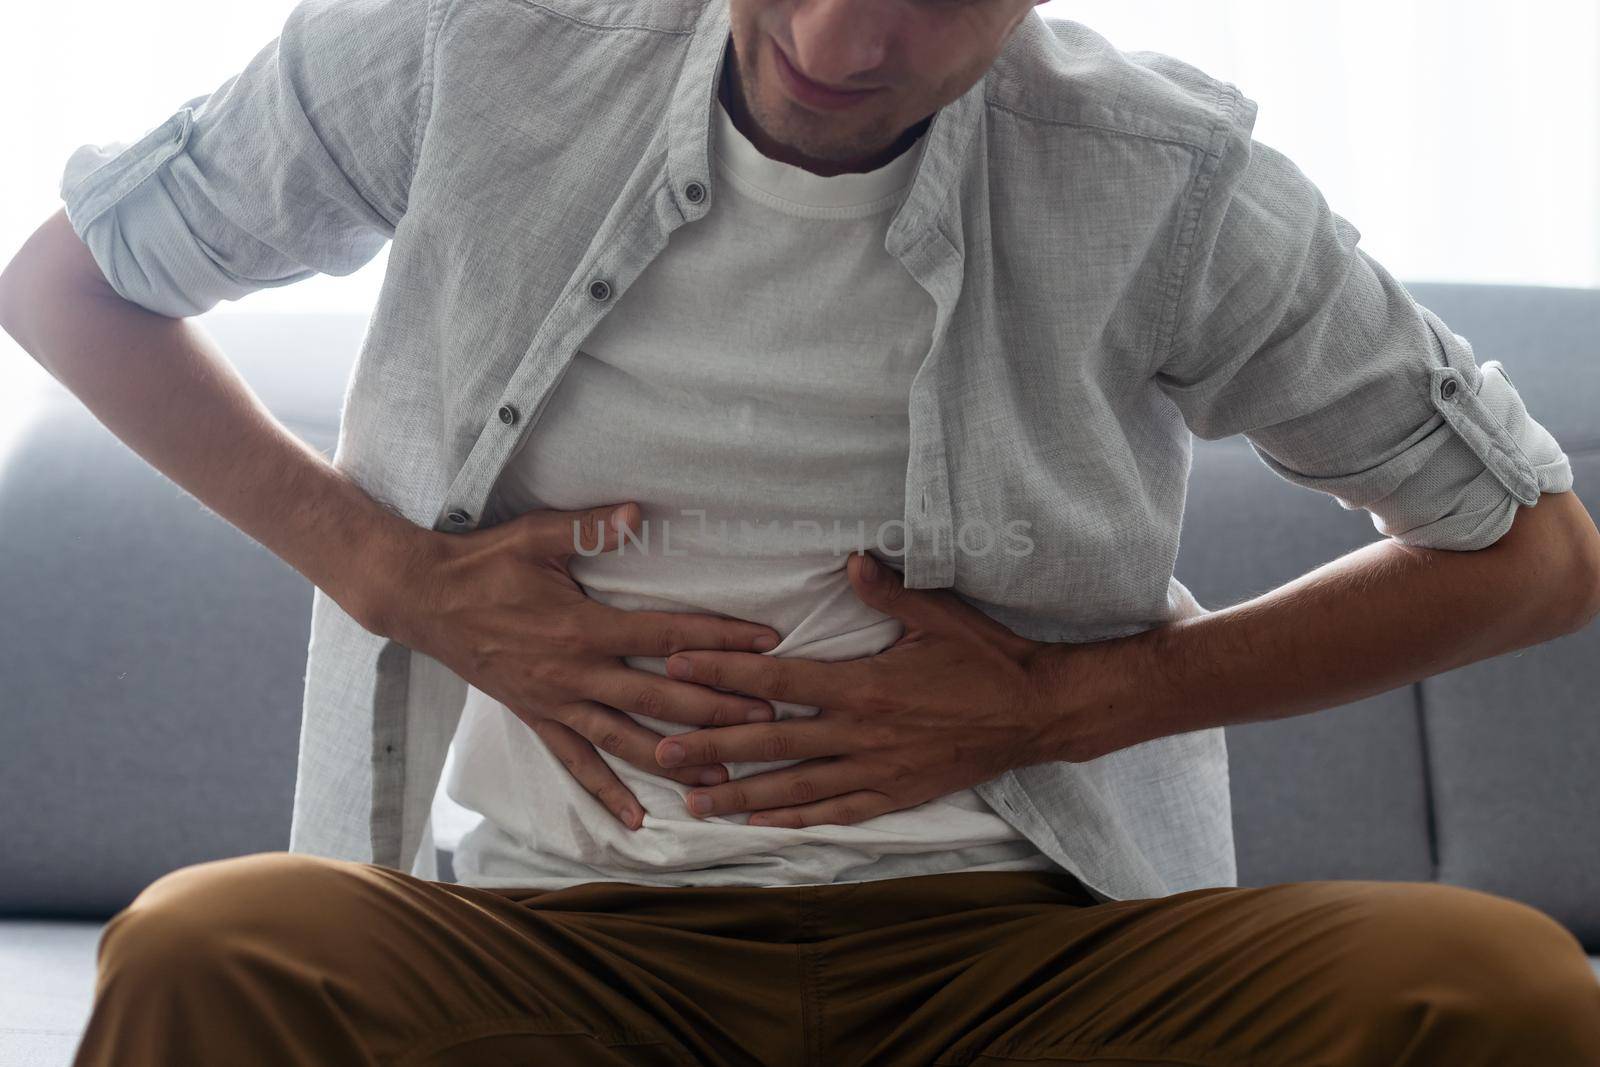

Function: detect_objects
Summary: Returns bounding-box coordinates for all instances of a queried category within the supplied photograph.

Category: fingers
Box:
[655,717,842,769]
[587,665,777,728]
[743,790,897,829]
[584,602,781,657]
[514,501,638,559]
[678,755,864,820]
[662,648,863,710]
[847,551,948,634]
[559,701,732,789]
[529,719,648,830]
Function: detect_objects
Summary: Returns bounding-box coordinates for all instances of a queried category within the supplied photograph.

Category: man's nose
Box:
[786,0,894,89]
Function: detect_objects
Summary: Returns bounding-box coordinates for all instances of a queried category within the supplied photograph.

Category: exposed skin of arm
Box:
[1033,487,1600,764]
[652,489,1600,827]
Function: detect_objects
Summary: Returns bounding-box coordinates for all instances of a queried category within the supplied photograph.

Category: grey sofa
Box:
[2,284,1596,1066]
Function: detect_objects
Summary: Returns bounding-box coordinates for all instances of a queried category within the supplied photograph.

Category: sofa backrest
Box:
[1,287,1595,949]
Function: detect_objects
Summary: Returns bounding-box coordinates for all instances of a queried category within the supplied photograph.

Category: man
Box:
[2,0,1599,1063]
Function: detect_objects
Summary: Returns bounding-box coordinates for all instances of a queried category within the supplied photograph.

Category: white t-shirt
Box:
[444,97,1060,889]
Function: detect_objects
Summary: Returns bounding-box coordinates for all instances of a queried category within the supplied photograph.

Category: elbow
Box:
[1549,493,1600,634]
[1571,528,1600,635]
[0,245,30,335]
[0,249,58,355]
[0,258,46,352]
[0,208,125,346]
[1489,490,1600,636]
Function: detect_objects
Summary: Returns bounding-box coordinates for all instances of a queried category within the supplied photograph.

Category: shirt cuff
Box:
[1374,358,1574,551]
[58,98,313,318]
[1247,318,1574,553]
[60,106,195,232]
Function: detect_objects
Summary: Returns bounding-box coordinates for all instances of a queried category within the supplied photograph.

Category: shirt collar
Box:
[665,0,987,251]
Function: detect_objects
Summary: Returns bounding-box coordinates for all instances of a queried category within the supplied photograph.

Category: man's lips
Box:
[770,37,881,110]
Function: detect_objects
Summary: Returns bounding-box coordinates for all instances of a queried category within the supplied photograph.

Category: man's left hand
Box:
[652,551,1100,827]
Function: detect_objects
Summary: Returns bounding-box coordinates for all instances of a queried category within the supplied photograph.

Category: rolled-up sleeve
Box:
[58,0,438,318]
[1153,122,1574,552]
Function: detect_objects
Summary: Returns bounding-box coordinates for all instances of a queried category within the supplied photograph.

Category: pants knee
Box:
[1342,883,1600,1053]
[97,851,369,991]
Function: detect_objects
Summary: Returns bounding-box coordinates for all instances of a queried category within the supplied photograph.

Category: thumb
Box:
[847,551,943,631]
[517,501,638,558]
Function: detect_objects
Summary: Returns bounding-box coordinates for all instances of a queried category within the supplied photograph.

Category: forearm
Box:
[0,210,417,631]
[1039,491,1600,762]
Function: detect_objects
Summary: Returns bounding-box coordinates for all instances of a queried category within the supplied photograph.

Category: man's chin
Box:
[758,111,878,169]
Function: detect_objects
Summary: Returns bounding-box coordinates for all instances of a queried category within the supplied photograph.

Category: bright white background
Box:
[4,0,1597,312]
[3,0,1597,317]
[2,2,1597,423]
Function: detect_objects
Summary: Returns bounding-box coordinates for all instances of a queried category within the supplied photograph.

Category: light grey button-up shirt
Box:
[58,0,1573,902]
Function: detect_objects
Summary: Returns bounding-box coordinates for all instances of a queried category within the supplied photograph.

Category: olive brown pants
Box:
[71,852,1600,1066]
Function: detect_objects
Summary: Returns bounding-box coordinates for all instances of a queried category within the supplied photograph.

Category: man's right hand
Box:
[369,501,781,831]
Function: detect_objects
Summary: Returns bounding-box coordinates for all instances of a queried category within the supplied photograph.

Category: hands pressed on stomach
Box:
[372,499,782,830]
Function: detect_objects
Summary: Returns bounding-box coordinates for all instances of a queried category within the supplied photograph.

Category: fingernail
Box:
[858,552,878,579]
[752,633,778,651]
[658,742,684,767]
[666,656,692,679]
[698,769,722,785]
[745,706,769,722]
[689,794,712,814]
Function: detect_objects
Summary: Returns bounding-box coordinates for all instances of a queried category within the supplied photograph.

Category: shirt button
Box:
[588,278,612,302]
[684,180,705,204]
[1440,378,1458,400]
[497,403,519,425]
[446,509,472,527]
